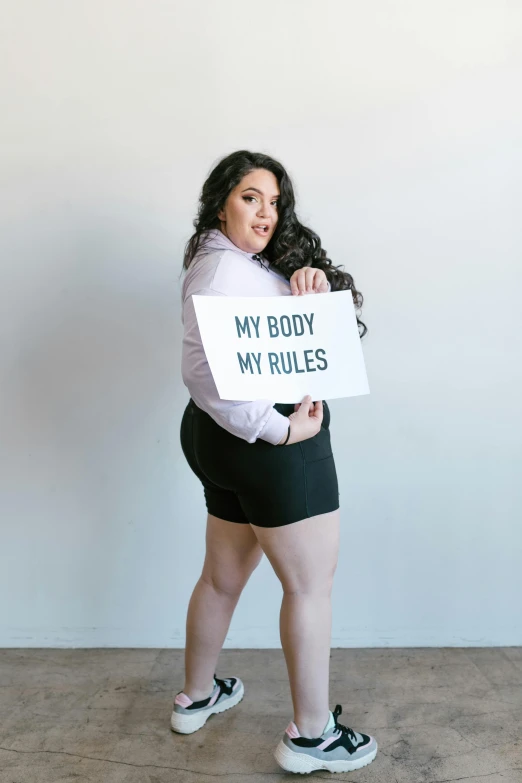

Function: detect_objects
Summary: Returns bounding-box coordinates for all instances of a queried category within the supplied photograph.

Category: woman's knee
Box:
[201,552,261,597]
[280,559,337,597]
[252,509,340,597]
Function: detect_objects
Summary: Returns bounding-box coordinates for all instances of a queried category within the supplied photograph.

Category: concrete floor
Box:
[0,648,521,782]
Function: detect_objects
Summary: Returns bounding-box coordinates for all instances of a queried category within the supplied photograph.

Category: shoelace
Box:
[332,704,359,744]
[213,674,234,696]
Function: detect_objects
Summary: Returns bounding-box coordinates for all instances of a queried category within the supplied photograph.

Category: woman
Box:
[171,150,378,775]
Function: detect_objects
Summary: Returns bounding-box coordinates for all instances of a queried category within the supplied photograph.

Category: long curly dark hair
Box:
[182,150,367,337]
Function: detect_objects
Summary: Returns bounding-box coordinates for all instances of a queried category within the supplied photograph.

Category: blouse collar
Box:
[199,228,268,267]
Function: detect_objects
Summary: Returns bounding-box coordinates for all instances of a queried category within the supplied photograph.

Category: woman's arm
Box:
[181,291,290,444]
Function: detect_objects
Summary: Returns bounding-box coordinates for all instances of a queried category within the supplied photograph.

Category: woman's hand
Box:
[290,267,329,295]
[278,396,323,445]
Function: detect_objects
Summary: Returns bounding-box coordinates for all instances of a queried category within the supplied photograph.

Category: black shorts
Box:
[180,398,340,528]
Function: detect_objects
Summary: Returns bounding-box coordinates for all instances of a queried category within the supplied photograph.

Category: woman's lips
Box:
[252,226,269,236]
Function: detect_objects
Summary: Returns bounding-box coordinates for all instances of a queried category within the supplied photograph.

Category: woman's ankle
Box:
[183,680,215,701]
[295,711,330,739]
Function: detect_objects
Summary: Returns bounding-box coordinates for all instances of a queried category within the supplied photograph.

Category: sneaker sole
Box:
[170,681,245,734]
[274,738,378,774]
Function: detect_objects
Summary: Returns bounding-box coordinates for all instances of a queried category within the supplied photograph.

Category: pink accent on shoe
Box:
[174,693,193,707]
[232,680,239,691]
[318,732,340,750]
[207,688,220,707]
[285,721,301,739]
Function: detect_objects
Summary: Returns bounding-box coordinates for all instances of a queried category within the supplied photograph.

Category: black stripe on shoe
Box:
[184,675,236,710]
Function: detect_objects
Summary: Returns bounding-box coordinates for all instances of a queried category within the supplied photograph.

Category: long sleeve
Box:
[181,288,290,445]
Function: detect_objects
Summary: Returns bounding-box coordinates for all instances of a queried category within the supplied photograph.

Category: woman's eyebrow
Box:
[241,187,280,198]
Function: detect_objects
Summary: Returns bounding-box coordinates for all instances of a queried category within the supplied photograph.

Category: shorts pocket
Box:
[299,426,333,464]
[304,454,339,517]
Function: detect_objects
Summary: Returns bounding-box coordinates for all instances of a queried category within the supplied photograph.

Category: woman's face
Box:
[217,168,280,254]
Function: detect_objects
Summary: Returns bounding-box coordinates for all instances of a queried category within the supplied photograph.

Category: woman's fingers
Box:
[290,268,311,295]
[297,395,312,416]
[290,267,328,295]
[314,274,329,293]
[311,399,323,422]
[294,399,323,417]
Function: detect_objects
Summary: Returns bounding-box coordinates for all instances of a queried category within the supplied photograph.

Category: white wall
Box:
[1,1,521,648]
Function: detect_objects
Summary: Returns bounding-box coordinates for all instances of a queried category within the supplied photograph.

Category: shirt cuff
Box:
[257,408,290,445]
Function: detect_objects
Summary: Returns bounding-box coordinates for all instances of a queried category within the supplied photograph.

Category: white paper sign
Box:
[192,289,370,403]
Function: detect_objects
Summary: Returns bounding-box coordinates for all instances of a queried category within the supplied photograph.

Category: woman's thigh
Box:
[250,509,340,594]
[201,513,264,596]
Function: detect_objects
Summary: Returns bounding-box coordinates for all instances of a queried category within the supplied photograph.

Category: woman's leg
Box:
[183,513,263,700]
[250,509,340,739]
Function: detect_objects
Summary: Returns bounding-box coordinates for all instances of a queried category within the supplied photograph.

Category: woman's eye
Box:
[243,196,279,207]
